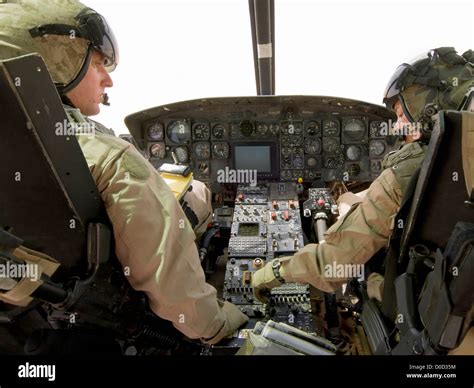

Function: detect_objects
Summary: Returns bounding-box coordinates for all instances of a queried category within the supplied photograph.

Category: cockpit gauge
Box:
[294,147,304,157]
[269,124,280,136]
[257,123,269,136]
[146,121,164,141]
[212,123,226,139]
[167,120,191,144]
[371,160,382,173]
[240,120,255,137]
[282,156,292,169]
[281,170,292,180]
[342,118,366,142]
[305,120,320,136]
[212,142,230,159]
[293,122,303,134]
[306,157,318,168]
[173,146,189,163]
[304,138,321,154]
[322,138,339,153]
[192,123,210,140]
[194,142,211,159]
[282,122,303,135]
[324,157,337,169]
[282,147,292,157]
[198,162,209,173]
[293,156,304,169]
[348,163,361,176]
[346,145,362,161]
[322,119,340,137]
[370,121,387,138]
[149,142,166,159]
[369,140,386,157]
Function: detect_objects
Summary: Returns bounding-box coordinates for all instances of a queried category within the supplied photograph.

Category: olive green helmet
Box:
[383,47,473,133]
[0,0,119,93]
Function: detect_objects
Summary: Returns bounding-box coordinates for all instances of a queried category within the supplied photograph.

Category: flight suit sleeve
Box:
[91,144,246,343]
[279,168,404,292]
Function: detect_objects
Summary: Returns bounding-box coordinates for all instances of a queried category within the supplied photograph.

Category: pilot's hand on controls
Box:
[251,259,285,303]
[222,300,249,335]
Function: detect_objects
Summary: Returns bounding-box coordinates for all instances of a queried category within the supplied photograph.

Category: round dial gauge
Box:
[370,140,386,157]
[324,157,337,169]
[282,147,292,157]
[348,163,361,176]
[198,162,209,173]
[240,120,255,137]
[282,156,292,169]
[194,142,211,159]
[212,124,226,139]
[257,123,269,136]
[293,156,304,169]
[343,118,366,142]
[323,138,339,153]
[167,120,191,143]
[304,138,321,154]
[294,147,304,157]
[173,146,189,163]
[306,157,318,168]
[149,142,166,159]
[269,124,280,136]
[294,123,303,134]
[212,142,230,159]
[322,119,340,136]
[305,120,320,136]
[281,170,292,180]
[293,136,303,147]
[346,145,362,161]
[192,123,210,140]
[146,122,164,141]
[281,135,291,147]
[371,160,382,172]
[370,121,387,138]
[283,122,303,135]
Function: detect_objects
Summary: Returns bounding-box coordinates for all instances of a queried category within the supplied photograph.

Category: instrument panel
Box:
[125,96,398,188]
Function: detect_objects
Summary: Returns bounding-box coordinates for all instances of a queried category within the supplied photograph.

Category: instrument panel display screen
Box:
[234,145,272,173]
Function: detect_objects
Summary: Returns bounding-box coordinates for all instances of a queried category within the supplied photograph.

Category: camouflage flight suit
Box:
[67,108,248,344]
[75,111,213,239]
[276,141,427,291]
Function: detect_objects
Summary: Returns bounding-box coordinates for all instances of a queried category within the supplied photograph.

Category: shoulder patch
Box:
[122,151,150,180]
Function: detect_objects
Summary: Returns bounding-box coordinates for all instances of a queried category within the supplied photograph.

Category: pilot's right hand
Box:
[251,259,285,303]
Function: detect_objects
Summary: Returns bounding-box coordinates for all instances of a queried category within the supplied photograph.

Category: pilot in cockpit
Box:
[0,0,248,345]
[251,47,474,303]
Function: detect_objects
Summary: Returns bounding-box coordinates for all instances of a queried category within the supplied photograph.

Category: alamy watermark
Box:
[217,167,257,187]
[0,262,39,282]
[55,119,96,138]
[18,362,55,382]
[378,119,429,137]
[324,262,365,281]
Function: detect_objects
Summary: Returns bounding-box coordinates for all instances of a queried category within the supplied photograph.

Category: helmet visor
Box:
[383,64,409,107]
[76,8,119,71]
[382,50,436,109]
[29,8,119,72]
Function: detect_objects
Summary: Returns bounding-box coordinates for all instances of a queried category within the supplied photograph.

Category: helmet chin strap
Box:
[60,94,76,108]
